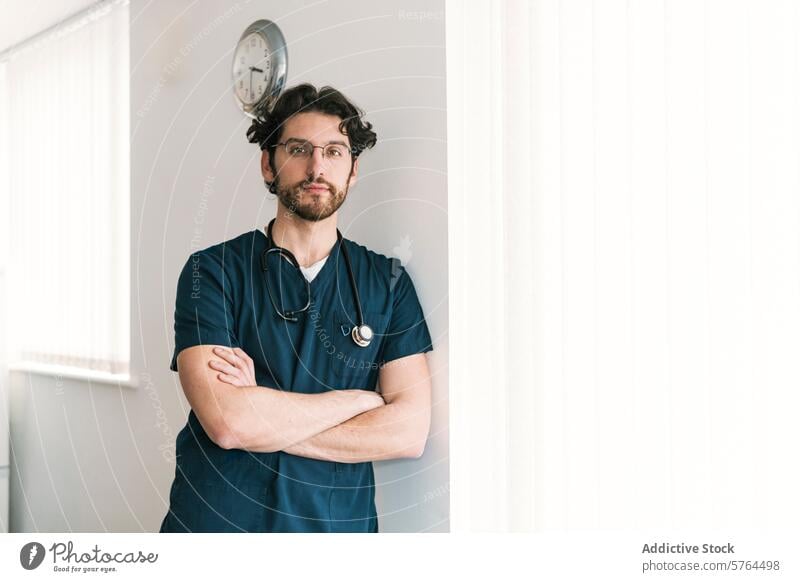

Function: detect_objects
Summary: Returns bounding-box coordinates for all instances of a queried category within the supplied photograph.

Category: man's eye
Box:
[289,145,307,155]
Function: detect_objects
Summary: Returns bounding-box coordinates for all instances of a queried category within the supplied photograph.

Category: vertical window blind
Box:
[0,0,129,375]
[448,0,800,530]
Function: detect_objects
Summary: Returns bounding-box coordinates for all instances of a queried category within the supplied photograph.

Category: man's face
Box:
[261,111,359,222]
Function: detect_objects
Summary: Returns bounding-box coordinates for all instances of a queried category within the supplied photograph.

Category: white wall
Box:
[0,60,9,533]
[8,0,448,532]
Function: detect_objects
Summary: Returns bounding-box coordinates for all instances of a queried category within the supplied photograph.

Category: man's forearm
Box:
[215,386,384,453]
[282,399,428,462]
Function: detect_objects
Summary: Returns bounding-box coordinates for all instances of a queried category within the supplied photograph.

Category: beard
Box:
[274,175,349,222]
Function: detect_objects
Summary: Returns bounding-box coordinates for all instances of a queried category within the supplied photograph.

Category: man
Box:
[159,84,433,533]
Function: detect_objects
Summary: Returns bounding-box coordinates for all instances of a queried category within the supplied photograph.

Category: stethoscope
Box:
[260,219,374,348]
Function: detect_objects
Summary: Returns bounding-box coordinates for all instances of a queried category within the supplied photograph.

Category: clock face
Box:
[232,20,288,117]
[232,32,272,106]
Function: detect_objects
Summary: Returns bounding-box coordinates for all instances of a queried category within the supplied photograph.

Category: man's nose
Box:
[306,147,328,177]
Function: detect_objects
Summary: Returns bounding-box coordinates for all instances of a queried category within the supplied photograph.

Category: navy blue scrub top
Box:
[159,229,433,533]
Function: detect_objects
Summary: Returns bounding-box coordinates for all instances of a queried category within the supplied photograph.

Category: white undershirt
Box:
[299,255,328,282]
[261,228,330,282]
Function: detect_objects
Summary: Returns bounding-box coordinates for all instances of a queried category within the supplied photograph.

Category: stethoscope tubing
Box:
[261,219,372,347]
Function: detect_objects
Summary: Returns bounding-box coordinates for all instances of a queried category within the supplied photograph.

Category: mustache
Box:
[298,179,333,191]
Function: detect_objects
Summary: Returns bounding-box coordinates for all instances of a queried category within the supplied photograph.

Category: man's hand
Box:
[210,346,385,410]
[209,346,257,387]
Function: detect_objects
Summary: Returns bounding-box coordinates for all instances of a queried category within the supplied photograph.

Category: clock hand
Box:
[250,66,264,73]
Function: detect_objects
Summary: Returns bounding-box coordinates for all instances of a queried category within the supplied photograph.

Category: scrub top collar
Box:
[255,227,342,291]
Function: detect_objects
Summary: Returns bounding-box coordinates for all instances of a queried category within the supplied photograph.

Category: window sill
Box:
[7,361,137,388]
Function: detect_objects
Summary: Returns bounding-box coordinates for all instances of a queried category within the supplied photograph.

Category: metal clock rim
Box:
[231,19,288,119]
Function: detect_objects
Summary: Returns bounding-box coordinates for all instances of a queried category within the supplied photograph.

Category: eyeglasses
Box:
[272,139,354,163]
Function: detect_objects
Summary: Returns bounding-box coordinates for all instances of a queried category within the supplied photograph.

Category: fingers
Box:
[212,346,251,360]
[213,346,243,366]
[213,346,256,374]
[211,347,256,388]
[210,346,255,386]
[210,361,247,387]
[216,372,244,385]
[232,347,253,364]
[208,359,239,375]
[233,347,256,379]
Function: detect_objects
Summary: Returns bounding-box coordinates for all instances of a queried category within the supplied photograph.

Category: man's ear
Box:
[348,156,359,188]
[261,150,274,182]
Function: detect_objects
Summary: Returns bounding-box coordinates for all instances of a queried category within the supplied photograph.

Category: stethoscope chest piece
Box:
[351,324,373,348]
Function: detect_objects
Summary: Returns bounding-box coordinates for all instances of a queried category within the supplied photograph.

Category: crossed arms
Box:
[175,345,432,463]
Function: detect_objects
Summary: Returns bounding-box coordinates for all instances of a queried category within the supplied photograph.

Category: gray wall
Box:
[9,0,448,532]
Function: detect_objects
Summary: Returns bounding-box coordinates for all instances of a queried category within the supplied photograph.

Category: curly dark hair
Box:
[246,84,377,193]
